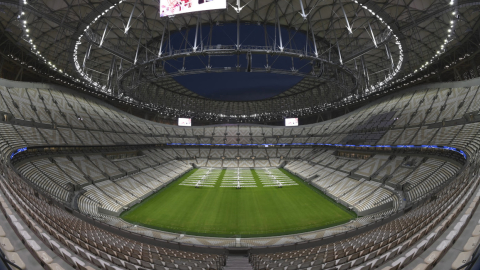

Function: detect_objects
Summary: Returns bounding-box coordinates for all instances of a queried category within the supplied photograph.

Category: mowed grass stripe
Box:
[121,168,356,237]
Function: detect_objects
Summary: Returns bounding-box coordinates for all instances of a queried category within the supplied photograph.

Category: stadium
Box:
[1,0,480,269]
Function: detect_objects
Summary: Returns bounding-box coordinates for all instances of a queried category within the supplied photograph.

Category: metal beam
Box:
[0,0,77,32]
[399,0,480,31]
[343,31,392,63]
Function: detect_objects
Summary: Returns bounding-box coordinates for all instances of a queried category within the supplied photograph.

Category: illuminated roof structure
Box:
[0,0,477,122]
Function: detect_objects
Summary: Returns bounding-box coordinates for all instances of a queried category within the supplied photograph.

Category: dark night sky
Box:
[165,23,311,101]
[175,72,303,101]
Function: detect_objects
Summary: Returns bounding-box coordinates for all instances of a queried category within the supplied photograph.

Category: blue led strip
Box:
[10,147,27,160]
[164,143,467,159]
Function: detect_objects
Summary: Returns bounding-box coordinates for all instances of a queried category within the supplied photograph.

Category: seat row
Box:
[250,163,477,270]
[0,167,224,270]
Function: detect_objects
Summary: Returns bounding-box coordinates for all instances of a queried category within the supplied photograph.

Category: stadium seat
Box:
[451,251,473,269]
[4,252,25,269]
[0,82,479,270]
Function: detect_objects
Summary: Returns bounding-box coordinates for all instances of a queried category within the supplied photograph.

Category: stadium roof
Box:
[0,0,479,122]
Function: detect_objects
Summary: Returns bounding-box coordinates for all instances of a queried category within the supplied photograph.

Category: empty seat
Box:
[37,250,54,265]
[463,236,480,252]
[5,252,25,269]
[452,251,473,269]
[424,251,440,265]
[0,237,14,252]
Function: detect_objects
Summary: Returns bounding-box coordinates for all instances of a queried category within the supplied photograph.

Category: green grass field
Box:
[121,168,356,237]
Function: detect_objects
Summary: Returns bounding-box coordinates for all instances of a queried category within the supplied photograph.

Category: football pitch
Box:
[121,168,356,237]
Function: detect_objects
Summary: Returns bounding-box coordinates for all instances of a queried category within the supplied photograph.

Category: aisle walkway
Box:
[224,255,253,270]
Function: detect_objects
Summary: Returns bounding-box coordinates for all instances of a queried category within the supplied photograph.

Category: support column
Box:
[158,19,168,57]
[193,13,200,52]
[275,1,284,51]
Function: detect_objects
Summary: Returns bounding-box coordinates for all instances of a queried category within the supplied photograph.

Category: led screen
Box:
[285,118,298,126]
[160,0,227,17]
[178,118,192,126]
